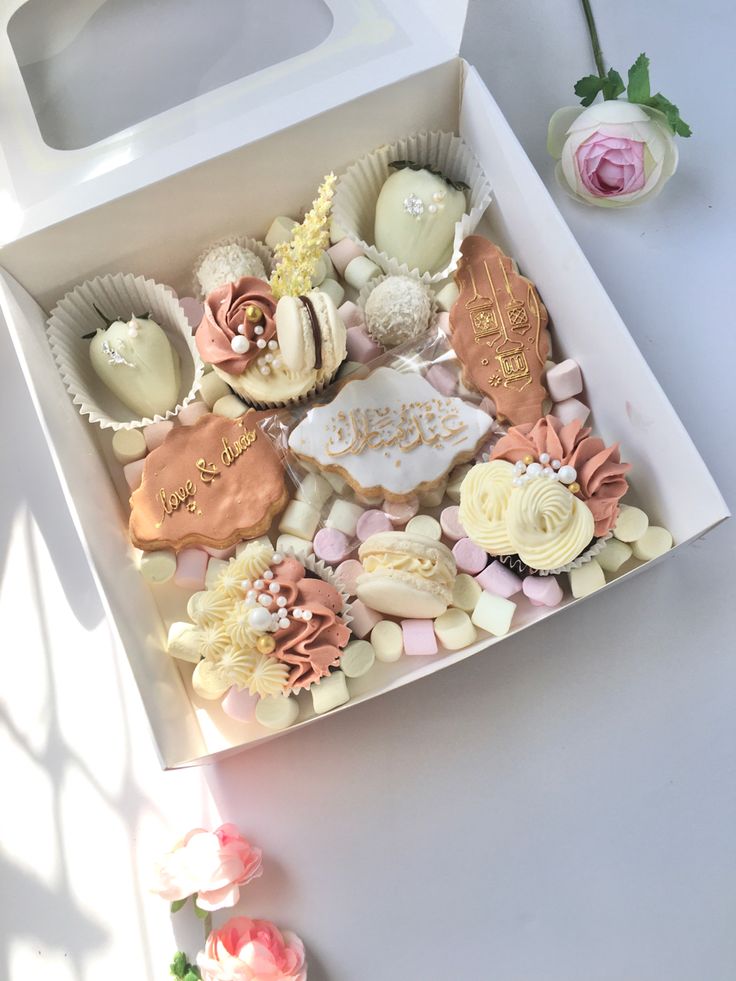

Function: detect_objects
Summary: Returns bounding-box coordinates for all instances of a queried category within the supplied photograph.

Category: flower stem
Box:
[580,0,606,79]
[203,912,212,946]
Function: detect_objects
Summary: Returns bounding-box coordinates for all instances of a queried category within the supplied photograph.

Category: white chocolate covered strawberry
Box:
[373,162,467,275]
[89,312,181,419]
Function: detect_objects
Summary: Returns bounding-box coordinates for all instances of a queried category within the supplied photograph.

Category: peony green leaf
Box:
[193,898,209,919]
[627,53,651,103]
[601,68,625,101]
[574,74,603,107]
[170,951,187,977]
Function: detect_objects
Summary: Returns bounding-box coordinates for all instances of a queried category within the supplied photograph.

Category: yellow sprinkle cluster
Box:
[270,173,337,299]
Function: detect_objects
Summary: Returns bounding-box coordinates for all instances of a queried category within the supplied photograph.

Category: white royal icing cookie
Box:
[288,366,493,501]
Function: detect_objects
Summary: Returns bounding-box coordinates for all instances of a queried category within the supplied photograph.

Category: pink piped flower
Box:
[149,824,263,912]
[197,916,307,981]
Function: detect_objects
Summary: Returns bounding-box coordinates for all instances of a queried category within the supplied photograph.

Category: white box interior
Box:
[1,58,728,767]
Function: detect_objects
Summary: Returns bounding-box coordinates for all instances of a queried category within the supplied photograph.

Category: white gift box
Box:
[0,0,728,767]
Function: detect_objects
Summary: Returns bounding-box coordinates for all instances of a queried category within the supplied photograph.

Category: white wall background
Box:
[1,1,734,978]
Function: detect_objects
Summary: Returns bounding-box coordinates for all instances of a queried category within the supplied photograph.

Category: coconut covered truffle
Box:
[196,242,268,297]
[364,275,433,347]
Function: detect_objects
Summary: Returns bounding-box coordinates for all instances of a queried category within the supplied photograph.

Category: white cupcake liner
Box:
[47,273,204,431]
[191,235,274,298]
[357,272,439,348]
[232,368,338,413]
[498,531,614,578]
[333,131,492,284]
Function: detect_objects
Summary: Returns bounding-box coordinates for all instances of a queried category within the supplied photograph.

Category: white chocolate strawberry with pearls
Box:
[374,163,467,275]
[89,314,181,419]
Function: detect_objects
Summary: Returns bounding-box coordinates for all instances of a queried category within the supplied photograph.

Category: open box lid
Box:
[0,0,469,245]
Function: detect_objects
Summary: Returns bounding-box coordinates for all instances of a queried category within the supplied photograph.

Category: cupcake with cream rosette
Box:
[179,542,352,728]
[194,175,346,407]
[459,415,630,575]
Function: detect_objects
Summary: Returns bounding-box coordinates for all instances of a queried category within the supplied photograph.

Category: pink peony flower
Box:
[150,824,262,911]
[575,133,645,197]
[197,916,307,981]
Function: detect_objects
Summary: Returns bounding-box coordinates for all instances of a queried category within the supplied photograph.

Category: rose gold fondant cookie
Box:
[450,236,550,424]
[129,411,288,551]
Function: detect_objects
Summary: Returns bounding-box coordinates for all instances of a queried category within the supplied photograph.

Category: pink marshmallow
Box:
[453,537,487,575]
[327,237,364,276]
[382,496,419,527]
[313,527,352,565]
[178,401,210,426]
[425,363,457,396]
[179,296,204,331]
[401,619,438,656]
[356,509,393,541]
[345,325,384,363]
[545,359,583,402]
[522,575,564,608]
[174,548,209,590]
[334,559,364,597]
[337,300,365,330]
[475,560,522,598]
[123,458,146,490]
[204,544,237,560]
[144,420,175,451]
[222,686,259,722]
[439,505,466,542]
[436,311,450,336]
[349,599,383,639]
[552,397,590,427]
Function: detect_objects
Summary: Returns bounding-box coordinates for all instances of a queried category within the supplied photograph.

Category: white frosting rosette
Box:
[459,460,599,574]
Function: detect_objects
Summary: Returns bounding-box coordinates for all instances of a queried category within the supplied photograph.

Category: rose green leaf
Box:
[573,74,604,107]
[627,53,651,103]
[193,898,209,920]
[646,93,692,137]
[600,68,625,101]
[170,898,188,914]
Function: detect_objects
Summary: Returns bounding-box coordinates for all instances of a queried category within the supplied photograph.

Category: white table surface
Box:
[1,2,734,979]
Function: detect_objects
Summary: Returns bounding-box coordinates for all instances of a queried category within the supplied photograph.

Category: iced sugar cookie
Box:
[450,236,550,425]
[288,366,493,502]
[129,410,288,551]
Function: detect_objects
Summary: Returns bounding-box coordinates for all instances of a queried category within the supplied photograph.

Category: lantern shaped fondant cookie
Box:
[450,236,550,425]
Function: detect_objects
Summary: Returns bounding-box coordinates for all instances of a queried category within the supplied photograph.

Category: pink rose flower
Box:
[197,916,307,981]
[150,824,262,911]
[575,133,645,197]
[548,100,678,208]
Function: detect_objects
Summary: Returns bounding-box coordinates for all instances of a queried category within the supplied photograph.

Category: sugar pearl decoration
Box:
[293,607,303,619]
[277,596,287,607]
[303,610,313,621]
[245,304,262,323]
[256,634,276,654]
[254,580,265,590]
[272,553,283,563]
[557,465,577,485]
[264,569,274,580]
[526,462,543,477]
[258,594,273,607]
[254,324,265,335]
[230,335,250,354]
[539,452,550,464]
[269,582,280,593]
[268,339,278,351]
[256,338,267,349]
[249,607,272,631]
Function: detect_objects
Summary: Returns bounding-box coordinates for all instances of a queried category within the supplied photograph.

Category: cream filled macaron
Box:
[276,289,345,374]
[356,531,456,619]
